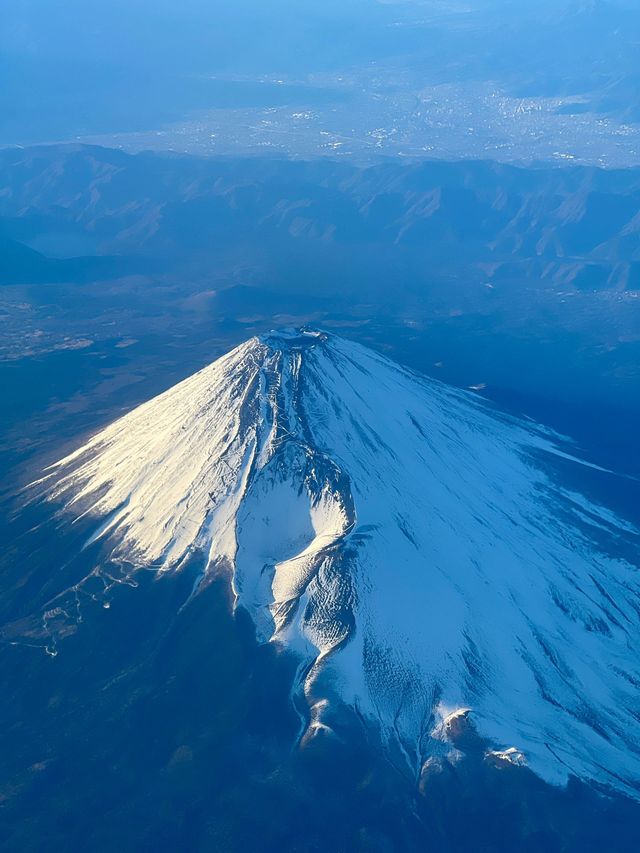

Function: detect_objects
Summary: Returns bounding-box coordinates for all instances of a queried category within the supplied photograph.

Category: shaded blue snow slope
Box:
[38,329,640,798]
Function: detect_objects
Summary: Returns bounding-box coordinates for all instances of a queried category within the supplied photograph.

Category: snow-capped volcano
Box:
[38,329,640,798]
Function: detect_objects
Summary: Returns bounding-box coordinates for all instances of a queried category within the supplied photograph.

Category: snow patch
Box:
[31,327,640,800]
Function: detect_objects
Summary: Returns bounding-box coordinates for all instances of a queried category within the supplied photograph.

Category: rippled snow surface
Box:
[37,329,640,798]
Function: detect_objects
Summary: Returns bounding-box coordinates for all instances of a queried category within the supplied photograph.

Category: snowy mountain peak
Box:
[39,329,640,798]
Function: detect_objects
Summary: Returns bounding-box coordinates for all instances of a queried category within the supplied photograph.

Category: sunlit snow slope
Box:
[39,329,640,797]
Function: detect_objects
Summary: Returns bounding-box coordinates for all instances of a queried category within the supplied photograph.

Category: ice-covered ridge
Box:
[38,328,640,798]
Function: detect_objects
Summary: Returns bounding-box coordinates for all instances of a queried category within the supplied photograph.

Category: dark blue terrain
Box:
[2,1,640,847]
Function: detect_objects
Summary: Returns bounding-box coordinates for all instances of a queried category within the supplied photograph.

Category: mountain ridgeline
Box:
[19,329,640,801]
[1,145,640,291]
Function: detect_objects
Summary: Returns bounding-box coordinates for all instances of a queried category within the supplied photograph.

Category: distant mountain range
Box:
[1,144,640,290]
[1,144,639,448]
